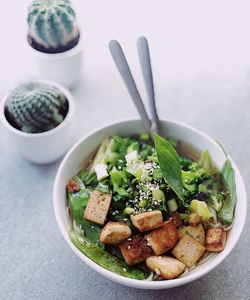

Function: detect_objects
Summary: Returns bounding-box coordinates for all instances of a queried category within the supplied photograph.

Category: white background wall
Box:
[0,0,250,153]
[2,0,250,87]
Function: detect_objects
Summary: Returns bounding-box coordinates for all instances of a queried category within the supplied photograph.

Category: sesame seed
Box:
[128,245,131,250]
[123,268,127,272]
[127,238,132,241]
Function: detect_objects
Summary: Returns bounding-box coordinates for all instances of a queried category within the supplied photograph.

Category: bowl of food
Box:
[53,119,247,289]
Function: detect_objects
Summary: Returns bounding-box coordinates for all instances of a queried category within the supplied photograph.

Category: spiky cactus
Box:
[27,0,80,53]
[4,82,69,133]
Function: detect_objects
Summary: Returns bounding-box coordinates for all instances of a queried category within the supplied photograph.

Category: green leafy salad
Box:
[67,133,237,280]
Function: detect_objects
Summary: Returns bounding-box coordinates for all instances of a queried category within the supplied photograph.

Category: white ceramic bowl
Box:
[0,80,75,164]
[53,119,247,289]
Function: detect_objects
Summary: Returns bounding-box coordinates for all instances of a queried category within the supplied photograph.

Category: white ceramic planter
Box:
[53,119,247,289]
[0,80,75,164]
[29,38,82,89]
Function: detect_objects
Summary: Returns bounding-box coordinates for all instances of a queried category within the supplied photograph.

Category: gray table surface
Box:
[1,1,250,299]
[1,75,250,300]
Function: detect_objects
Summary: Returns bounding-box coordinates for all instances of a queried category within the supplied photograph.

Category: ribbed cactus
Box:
[5,82,68,133]
[27,0,79,53]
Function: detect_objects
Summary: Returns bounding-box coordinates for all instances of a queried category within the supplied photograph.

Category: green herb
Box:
[68,186,90,224]
[180,157,194,169]
[77,220,104,248]
[154,133,184,202]
[110,167,130,199]
[139,198,149,208]
[69,231,147,280]
[218,159,237,225]
[78,170,98,186]
[152,168,163,180]
[68,177,103,247]
[127,141,139,153]
[96,181,110,193]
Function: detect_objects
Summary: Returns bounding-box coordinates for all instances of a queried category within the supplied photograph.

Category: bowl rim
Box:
[0,79,74,138]
[53,118,247,289]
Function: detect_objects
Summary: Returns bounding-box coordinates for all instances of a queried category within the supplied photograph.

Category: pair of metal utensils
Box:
[109,37,160,137]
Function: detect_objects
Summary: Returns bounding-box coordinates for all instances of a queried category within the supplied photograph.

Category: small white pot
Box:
[0,80,75,164]
[28,38,82,89]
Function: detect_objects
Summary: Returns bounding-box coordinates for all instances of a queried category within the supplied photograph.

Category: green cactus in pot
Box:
[27,0,80,53]
[4,82,69,133]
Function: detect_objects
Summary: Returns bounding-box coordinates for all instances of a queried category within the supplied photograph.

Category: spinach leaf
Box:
[68,186,90,224]
[77,219,104,248]
[68,178,104,248]
[154,133,184,202]
[218,159,237,225]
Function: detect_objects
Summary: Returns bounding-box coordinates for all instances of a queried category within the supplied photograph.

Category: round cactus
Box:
[4,82,69,133]
[27,0,80,53]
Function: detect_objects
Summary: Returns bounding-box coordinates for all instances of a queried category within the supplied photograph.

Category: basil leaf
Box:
[218,159,237,225]
[154,133,184,202]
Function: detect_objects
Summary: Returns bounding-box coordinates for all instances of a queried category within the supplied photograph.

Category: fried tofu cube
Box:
[177,227,187,240]
[131,211,163,232]
[83,190,112,225]
[188,212,202,226]
[146,256,186,279]
[178,224,205,245]
[205,228,226,252]
[171,212,183,227]
[146,219,179,255]
[119,234,153,265]
[100,221,132,244]
[172,235,206,267]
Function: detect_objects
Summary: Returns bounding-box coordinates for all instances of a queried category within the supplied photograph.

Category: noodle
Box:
[179,252,217,278]
[223,222,234,231]
[179,267,189,278]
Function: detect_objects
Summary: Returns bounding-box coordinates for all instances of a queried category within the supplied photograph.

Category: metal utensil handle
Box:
[137,36,160,134]
[109,40,152,135]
